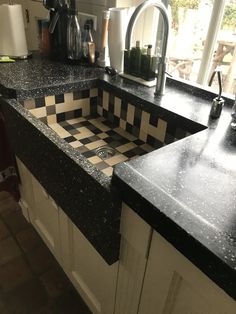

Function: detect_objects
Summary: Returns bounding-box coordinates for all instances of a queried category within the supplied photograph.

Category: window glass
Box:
[168,1,213,84]
[168,0,236,95]
[210,0,236,95]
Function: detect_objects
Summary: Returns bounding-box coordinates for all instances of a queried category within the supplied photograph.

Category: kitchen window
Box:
[131,0,236,96]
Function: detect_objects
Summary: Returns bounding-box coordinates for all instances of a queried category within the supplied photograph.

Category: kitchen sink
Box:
[22,87,202,177]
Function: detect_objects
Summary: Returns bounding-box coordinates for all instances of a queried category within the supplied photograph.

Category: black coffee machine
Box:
[43,0,76,61]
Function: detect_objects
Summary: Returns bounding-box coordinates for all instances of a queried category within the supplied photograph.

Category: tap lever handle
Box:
[231,94,236,120]
[208,69,223,100]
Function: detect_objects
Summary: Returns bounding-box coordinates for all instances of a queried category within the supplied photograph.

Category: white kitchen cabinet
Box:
[115,203,236,314]
[138,231,236,314]
[29,175,61,261]
[59,209,118,314]
[16,156,35,222]
[16,157,118,314]
[114,203,152,314]
[16,158,236,313]
[16,157,61,261]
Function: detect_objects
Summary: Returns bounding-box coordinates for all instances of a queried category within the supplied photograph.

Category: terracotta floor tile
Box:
[0,256,32,292]
[4,279,48,314]
[0,220,10,240]
[0,237,22,266]
[0,197,21,217]
[0,192,11,201]
[26,244,56,275]
[0,298,9,314]
[52,289,92,314]
[16,225,43,253]
[3,210,29,234]
[40,266,73,298]
[34,303,55,314]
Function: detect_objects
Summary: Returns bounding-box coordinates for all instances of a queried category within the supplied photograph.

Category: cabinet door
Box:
[30,175,61,261]
[114,203,152,314]
[139,231,236,314]
[59,211,118,314]
[16,157,35,222]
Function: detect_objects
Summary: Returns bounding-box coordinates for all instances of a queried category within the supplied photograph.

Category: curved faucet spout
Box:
[125,0,170,96]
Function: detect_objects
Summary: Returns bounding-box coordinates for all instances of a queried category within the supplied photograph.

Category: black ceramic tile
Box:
[125,122,133,134]
[46,105,56,115]
[120,109,127,121]
[55,94,65,104]
[80,138,91,145]
[64,136,76,143]
[113,116,120,126]
[133,139,144,146]
[65,111,74,120]
[35,98,46,108]
[108,99,114,114]
[57,113,66,122]
[90,97,97,115]
[149,114,159,127]
[82,150,96,158]
[74,108,82,118]
[40,117,47,125]
[73,90,90,100]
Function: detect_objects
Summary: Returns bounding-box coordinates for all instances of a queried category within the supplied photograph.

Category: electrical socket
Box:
[78,12,97,31]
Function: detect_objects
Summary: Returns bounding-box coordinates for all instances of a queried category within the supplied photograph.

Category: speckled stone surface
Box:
[0,56,103,100]
[0,55,236,298]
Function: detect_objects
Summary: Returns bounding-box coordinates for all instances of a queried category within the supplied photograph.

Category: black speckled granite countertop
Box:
[0,55,235,300]
[0,56,103,99]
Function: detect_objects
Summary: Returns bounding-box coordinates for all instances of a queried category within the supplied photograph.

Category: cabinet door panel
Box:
[61,217,118,314]
[114,203,152,314]
[16,157,34,209]
[139,231,236,314]
[30,176,60,260]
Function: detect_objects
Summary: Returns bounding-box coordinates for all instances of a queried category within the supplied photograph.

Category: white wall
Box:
[76,0,132,51]
[77,0,156,53]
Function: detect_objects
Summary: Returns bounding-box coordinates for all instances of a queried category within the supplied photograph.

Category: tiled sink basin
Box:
[49,116,154,177]
[22,87,203,177]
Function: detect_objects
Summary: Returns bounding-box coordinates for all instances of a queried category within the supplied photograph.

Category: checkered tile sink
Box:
[50,116,154,177]
[23,87,196,177]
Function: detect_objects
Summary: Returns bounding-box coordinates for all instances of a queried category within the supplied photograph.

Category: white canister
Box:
[108,7,131,73]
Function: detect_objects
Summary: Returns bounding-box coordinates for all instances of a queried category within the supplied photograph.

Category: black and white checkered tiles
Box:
[23,89,97,126]
[23,87,192,176]
[97,88,191,148]
[49,116,154,177]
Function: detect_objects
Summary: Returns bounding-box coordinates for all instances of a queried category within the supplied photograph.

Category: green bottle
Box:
[124,49,130,74]
[140,45,155,81]
[130,40,141,77]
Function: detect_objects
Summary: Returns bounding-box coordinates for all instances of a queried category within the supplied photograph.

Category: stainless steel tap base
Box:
[209,97,224,119]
